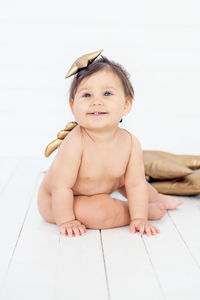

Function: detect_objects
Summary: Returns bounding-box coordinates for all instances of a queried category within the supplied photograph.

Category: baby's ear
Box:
[124,96,133,115]
[70,99,74,114]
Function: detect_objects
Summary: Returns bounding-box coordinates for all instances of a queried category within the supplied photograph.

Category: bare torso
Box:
[41,125,132,196]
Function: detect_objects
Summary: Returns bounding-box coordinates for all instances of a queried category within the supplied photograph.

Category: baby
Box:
[37,55,183,237]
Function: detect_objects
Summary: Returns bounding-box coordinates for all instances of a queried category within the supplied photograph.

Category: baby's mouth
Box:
[87,112,108,115]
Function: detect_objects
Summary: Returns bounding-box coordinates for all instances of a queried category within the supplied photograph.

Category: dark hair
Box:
[68,55,134,102]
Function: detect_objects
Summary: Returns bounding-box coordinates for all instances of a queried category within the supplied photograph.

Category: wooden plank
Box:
[1,162,108,300]
[0,158,42,292]
[101,192,200,300]
[0,172,60,300]
[193,195,200,210]
[101,226,164,300]
[168,196,200,268]
[53,230,108,300]
[0,157,19,193]
[142,196,200,300]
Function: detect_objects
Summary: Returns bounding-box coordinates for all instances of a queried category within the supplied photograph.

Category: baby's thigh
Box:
[37,184,55,223]
[37,185,115,225]
[74,193,117,228]
[74,193,114,218]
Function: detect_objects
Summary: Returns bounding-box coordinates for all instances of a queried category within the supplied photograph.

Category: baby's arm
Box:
[124,134,148,220]
[124,134,159,235]
[49,130,83,230]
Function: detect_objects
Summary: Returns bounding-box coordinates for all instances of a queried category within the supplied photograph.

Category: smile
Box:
[87,112,108,116]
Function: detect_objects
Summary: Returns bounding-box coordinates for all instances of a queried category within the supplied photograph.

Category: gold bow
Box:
[44,121,78,157]
[65,49,103,78]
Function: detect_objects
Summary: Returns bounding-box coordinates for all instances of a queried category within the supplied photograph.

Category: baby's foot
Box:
[148,202,167,220]
[157,194,183,210]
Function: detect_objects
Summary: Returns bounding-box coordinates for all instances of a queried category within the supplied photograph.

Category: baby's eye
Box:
[104,91,112,96]
[83,93,91,98]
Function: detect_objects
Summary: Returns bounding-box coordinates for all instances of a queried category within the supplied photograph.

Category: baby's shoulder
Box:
[61,124,82,147]
[47,125,82,172]
[53,124,83,160]
[119,128,138,142]
[119,128,142,151]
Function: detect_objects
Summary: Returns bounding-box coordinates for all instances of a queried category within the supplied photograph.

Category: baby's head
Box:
[69,56,134,129]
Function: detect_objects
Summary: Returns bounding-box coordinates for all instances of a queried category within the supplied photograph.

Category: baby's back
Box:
[41,125,132,197]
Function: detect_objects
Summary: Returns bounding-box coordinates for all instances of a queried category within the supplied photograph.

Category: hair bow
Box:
[65,49,103,78]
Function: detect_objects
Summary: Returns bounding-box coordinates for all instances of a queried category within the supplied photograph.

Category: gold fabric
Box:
[146,150,200,170]
[57,130,70,139]
[44,139,63,158]
[151,169,200,196]
[143,151,192,180]
[65,49,103,78]
[44,121,78,157]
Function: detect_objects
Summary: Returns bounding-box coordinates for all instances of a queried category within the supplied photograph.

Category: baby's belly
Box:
[41,169,125,197]
[72,176,125,196]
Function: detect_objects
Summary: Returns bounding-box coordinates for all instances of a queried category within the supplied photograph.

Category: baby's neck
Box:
[81,126,119,146]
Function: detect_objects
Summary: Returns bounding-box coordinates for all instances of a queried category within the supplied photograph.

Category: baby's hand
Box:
[58,219,87,237]
[130,218,160,236]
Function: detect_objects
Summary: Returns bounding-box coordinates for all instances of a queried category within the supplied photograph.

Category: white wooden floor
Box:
[0,157,200,300]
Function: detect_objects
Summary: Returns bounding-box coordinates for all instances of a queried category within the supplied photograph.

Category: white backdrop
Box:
[0,0,200,158]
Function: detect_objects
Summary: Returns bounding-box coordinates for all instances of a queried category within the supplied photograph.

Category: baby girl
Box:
[37,54,183,237]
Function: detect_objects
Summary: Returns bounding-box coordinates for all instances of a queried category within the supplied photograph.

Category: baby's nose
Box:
[91,98,103,105]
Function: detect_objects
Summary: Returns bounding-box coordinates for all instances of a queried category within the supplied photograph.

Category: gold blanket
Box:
[143,151,200,195]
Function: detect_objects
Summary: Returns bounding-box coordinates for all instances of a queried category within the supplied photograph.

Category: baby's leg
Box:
[38,185,179,231]
[74,194,131,229]
[146,182,183,210]
[118,182,182,207]
[118,182,183,220]
[37,187,128,229]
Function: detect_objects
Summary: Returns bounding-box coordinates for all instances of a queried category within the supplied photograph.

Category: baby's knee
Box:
[74,194,113,229]
[87,195,118,229]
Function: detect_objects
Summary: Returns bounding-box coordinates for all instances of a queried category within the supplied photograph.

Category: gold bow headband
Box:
[44,49,103,157]
[65,49,104,78]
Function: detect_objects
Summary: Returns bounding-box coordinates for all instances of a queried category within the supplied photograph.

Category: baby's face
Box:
[70,69,132,130]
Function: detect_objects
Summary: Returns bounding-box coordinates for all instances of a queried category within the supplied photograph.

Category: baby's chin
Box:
[82,124,120,133]
[75,115,122,130]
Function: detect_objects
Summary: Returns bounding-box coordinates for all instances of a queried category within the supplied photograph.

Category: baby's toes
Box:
[177,199,183,206]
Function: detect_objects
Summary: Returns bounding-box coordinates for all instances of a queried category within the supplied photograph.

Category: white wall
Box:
[0,0,200,158]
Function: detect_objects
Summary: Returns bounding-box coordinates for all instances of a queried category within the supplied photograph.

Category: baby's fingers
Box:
[82,224,87,232]
[79,226,87,235]
[69,226,86,237]
[150,226,157,235]
[72,226,80,237]
[66,227,73,237]
[60,226,67,236]
[145,224,151,236]
[139,224,145,235]
[149,225,160,236]
[130,222,136,234]
[130,223,145,235]
[154,226,160,234]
